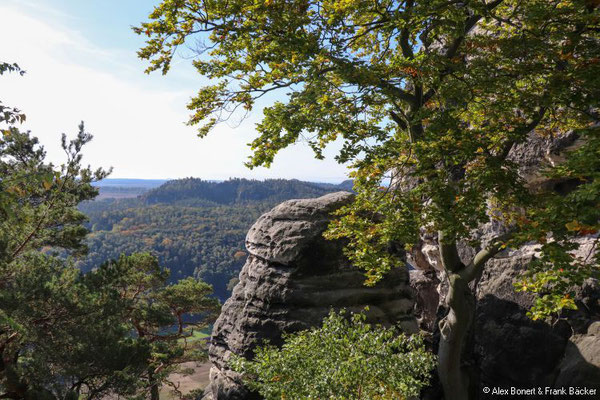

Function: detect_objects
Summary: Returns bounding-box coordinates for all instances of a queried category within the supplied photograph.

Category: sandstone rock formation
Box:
[202,192,418,400]
[409,269,440,333]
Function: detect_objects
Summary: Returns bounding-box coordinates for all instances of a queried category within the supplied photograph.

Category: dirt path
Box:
[160,361,211,399]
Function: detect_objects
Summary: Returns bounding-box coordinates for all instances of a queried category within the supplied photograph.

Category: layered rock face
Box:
[203,192,417,400]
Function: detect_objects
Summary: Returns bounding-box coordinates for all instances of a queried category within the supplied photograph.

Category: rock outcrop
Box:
[409,269,440,333]
[202,192,417,400]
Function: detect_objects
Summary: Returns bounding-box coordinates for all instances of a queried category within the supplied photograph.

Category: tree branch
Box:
[399,0,415,59]
[438,231,464,272]
[327,55,416,104]
[462,232,513,281]
[495,107,547,161]
[423,0,505,103]
[389,110,408,130]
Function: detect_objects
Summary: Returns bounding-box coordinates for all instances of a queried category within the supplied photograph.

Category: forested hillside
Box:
[94,178,166,199]
[140,177,340,205]
[78,178,350,301]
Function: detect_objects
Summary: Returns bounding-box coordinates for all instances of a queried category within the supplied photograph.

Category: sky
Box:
[0,0,350,182]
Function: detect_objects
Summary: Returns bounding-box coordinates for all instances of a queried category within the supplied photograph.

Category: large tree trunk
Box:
[435,231,506,400]
[437,272,476,400]
[150,385,160,400]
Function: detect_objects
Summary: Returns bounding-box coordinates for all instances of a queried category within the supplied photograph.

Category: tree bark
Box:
[437,272,475,400]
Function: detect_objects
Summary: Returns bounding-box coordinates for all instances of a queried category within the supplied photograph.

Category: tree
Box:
[231,309,435,400]
[136,1,600,399]
[0,63,25,126]
[85,254,220,400]
[0,64,220,399]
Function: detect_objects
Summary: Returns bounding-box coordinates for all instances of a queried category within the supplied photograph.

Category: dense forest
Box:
[78,178,351,301]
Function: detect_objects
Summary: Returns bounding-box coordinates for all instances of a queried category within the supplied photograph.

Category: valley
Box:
[79,178,352,302]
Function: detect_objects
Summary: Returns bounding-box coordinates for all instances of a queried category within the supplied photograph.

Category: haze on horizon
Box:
[0,0,350,183]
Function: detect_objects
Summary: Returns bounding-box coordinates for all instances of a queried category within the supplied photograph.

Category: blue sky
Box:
[0,0,349,182]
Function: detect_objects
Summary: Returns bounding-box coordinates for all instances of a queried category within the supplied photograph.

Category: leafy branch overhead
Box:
[0,63,26,126]
[137,0,600,318]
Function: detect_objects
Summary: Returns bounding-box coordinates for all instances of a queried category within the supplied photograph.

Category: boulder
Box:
[554,321,600,392]
[203,192,417,400]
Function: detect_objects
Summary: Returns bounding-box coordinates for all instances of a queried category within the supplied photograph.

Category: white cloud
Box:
[0,3,349,182]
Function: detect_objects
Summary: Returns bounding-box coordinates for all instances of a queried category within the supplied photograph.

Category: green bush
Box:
[231,310,435,400]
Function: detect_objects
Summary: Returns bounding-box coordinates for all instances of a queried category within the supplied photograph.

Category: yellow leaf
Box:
[565,220,581,232]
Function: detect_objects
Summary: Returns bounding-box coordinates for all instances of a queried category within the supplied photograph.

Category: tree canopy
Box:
[138,1,600,398]
[137,0,599,319]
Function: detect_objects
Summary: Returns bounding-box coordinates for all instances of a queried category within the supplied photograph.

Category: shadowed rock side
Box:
[473,255,600,398]
[202,192,418,400]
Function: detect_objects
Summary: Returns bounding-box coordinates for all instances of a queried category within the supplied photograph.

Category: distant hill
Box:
[312,179,354,192]
[93,178,169,188]
[140,178,349,205]
[94,178,169,200]
[79,178,351,302]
